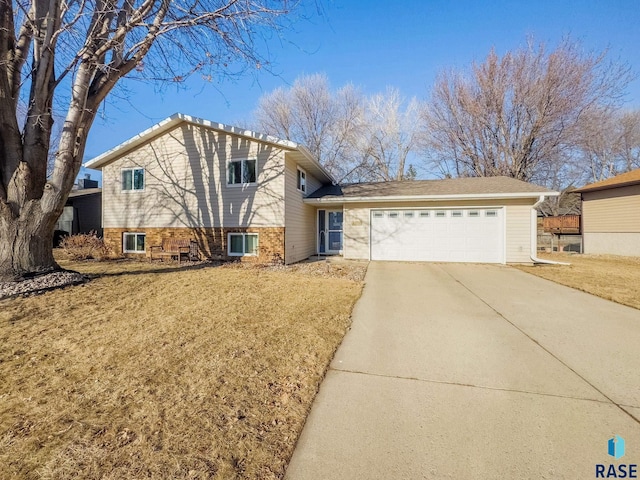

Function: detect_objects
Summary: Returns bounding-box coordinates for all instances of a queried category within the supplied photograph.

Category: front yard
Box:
[0,259,365,479]
[515,253,640,310]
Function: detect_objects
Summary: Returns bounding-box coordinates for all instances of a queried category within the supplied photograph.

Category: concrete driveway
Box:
[285,262,640,479]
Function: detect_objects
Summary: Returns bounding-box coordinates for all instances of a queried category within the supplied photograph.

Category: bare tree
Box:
[356,88,420,181]
[255,73,367,181]
[577,108,640,182]
[255,75,419,182]
[420,38,633,184]
[619,110,640,172]
[0,0,296,281]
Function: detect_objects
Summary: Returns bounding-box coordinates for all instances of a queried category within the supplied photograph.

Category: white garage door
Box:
[370,208,505,263]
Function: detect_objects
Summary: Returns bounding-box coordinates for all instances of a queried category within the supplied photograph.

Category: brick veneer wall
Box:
[103,227,286,263]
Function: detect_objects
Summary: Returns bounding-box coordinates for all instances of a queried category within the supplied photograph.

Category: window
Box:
[388,211,399,218]
[468,210,480,217]
[435,211,446,218]
[297,168,307,193]
[228,233,259,256]
[123,233,145,253]
[451,210,463,217]
[228,159,257,185]
[404,211,414,218]
[122,168,144,191]
[419,211,430,217]
[485,210,498,217]
[373,211,384,218]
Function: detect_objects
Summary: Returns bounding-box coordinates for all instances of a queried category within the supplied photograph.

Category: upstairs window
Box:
[122,168,144,191]
[228,158,257,185]
[297,167,307,193]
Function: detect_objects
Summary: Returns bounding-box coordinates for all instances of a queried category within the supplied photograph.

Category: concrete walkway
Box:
[285,262,640,479]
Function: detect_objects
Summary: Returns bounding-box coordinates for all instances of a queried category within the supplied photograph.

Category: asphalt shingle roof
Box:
[307,176,552,199]
[574,169,640,193]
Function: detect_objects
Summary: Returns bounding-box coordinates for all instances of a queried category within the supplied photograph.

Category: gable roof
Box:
[574,169,640,193]
[83,113,335,183]
[305,176,556,203]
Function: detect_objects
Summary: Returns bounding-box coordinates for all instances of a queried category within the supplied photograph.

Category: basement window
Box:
[388,211,399,218]
[485,210,498,217]
[451,211,463,217]
[123,233,145,253]
[419,211,430,217]
[373,211,384,218]
[435,211,446,218]
[404,211,414,218]
[468,211,480,217]
[228,233,259,256]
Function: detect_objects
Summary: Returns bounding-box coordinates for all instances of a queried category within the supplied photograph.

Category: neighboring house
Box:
[55,175,102,236]
[574,169,640,256]
[84,113,557,264]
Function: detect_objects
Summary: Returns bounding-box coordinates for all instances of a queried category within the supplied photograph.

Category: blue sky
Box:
[81,0,640,181]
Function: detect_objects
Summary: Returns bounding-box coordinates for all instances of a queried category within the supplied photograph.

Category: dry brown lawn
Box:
[0,259,365,479]
[515,253,640,310]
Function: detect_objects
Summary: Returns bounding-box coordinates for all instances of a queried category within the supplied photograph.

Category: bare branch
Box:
[420,38,635,186]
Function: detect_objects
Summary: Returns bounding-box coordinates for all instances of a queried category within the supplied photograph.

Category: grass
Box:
[0,258,364,479]
[514,253,640,310]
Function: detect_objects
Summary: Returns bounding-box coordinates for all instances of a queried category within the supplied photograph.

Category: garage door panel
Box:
[370,209,504,263]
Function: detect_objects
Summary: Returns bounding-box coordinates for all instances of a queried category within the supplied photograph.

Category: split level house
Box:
[84,114,558,264]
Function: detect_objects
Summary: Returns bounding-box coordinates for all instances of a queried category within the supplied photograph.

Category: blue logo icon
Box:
[608,435,626,459]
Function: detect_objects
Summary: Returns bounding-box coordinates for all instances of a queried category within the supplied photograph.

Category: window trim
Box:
[227,232,259,257]
[122,232,146,253]
[297,167,307,193]
[227,158,257,187]
[121,167,145,192]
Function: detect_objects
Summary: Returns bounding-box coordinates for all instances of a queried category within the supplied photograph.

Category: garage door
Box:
[370,208,505,263]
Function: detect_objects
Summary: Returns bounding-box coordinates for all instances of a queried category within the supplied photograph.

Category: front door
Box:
[318,209,343,254]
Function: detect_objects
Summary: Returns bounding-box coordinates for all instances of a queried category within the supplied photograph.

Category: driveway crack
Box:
[438,265,640,426]
[331,366,616,404]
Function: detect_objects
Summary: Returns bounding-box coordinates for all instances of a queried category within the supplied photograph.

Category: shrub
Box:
[60,232,111,260]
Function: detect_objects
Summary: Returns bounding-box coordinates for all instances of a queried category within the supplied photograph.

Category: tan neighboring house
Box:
[84,113,557,264]
[574,169,640,256]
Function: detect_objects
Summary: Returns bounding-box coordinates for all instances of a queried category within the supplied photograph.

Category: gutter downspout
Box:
[531,195,570,265]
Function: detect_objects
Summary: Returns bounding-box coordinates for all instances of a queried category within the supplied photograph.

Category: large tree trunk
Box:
[0,199,60,282]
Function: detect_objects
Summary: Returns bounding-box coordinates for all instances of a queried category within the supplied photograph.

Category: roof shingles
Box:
[574,169,640,193]
[307,176,553,200]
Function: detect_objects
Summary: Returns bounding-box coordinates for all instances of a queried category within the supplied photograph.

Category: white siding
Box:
[343,199,535,263]
[504,203,534,263]
[283,154,324,264]
[102,123,286,229]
